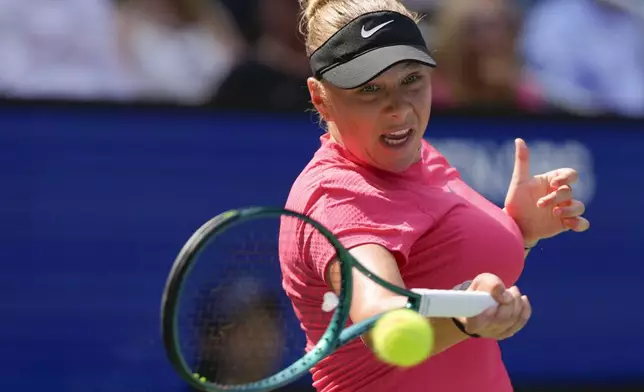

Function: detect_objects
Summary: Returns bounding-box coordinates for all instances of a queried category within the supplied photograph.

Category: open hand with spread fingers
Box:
[504,138,590,247]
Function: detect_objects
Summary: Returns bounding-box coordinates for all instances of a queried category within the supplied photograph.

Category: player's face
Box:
[320,62,432,173]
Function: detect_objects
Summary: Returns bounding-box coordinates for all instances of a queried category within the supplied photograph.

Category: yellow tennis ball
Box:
[371,308,434,367]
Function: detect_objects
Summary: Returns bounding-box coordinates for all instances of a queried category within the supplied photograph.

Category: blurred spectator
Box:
[0,0,127,100]
[115,0,245,104]
[191,279,286,388]
[209,0,312,112]
[3,0,641,117]
[521,0,644,117]
[402,0,441,13]
[219,0,261,45]
[430,0,543,111]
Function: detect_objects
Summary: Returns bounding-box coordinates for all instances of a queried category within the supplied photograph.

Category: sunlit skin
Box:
[308,62,433,173]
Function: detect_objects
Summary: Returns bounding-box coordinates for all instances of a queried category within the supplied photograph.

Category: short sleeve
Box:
[304,182,422,283]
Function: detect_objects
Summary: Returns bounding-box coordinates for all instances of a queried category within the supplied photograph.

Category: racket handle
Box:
[411,289,497,318]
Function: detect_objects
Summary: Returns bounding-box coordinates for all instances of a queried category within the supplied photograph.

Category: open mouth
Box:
[381,128,413,147]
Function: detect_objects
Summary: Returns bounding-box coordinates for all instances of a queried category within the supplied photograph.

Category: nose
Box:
[383,89,413,121]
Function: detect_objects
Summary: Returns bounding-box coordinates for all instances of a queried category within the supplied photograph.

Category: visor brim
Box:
[320,45,436,89]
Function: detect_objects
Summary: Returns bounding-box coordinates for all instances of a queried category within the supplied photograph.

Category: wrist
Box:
[451,280,480,338]
[524,240,538,250]
[452,317,480,338]
[502,208,540,249]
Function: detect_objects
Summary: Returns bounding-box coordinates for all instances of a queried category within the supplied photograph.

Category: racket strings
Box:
[176,216,319,386]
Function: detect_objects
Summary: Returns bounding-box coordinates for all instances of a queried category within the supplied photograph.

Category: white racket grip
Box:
[411,289,497,318]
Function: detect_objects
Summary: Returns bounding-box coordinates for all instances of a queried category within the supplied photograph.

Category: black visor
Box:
[309,11,436,89]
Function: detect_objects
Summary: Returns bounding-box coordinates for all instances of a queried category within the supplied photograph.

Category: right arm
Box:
[325,244,532,355]
[325,244,470,356]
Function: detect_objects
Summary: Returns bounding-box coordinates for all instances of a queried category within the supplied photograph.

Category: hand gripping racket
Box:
[161,207,496,392]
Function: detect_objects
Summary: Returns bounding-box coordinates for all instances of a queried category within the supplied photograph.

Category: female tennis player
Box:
[280,1,590,391]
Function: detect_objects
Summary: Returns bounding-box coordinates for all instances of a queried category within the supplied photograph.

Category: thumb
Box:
[490,282,513,305]
[471,273,512,304]
[511,138,531,184]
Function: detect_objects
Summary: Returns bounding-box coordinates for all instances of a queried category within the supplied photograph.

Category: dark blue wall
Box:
[1,103,643,391]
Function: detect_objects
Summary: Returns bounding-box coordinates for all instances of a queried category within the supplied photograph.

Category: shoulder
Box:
[286,149,383,216]
[292,164,433,239]
[290,148,410,221]
[421,139,460,179]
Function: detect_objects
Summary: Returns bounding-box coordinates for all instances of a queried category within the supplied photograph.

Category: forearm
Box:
[426,317,470,355]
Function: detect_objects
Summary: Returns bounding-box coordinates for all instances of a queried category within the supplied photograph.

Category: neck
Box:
[327,124,338,142]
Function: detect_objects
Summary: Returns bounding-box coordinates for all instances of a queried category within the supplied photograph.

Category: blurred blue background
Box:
[1,0,644,391]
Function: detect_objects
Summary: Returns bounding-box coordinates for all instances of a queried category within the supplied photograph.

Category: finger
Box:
[508,286,522,318]
[493,286,513,305]
[497,295,532,339]
[511,138,531,184]
[491,287,521,328]
[537,185,572,207]
[464,306,497,334]
[554,200,585,218]
[549,168,579,187]
[472,273,512,305]
[563,216,590,232]
[492,303,514,329]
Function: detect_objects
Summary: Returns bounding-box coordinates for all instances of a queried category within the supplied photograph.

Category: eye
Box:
[359,84,379,93]
[402,74,422,85]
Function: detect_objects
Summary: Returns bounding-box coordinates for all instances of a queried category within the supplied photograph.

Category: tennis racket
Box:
[161,206,496,392]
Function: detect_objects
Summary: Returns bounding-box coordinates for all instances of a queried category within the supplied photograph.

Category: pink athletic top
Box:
[280,134,525,392]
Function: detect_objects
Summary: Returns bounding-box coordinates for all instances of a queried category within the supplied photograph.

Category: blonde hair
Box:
[299,0,422,55]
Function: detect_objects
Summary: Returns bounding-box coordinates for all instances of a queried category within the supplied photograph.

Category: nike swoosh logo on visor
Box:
[361,20,394,38]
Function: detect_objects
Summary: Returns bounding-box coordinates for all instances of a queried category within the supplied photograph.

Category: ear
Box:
[307,77,331,121]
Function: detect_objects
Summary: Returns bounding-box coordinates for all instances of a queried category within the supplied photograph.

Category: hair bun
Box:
[300,0,335,23]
